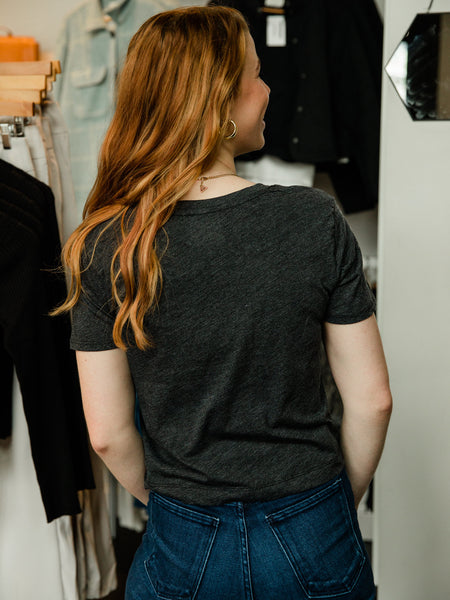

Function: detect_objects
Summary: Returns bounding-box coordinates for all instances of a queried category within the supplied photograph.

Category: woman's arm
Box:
[323,314,392,507]
[76,349,149,505]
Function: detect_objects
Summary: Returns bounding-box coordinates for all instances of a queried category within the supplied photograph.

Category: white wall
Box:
[0,0,80,57]
[375,0,450,598]
[374,0,385,17]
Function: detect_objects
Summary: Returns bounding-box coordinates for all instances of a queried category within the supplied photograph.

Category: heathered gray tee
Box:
[71,184,376,504]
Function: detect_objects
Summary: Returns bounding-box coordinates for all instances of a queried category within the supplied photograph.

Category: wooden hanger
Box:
[0,60,60,77]
[259,7,285,14]
[0,61,61,117]
[0,100,34,117]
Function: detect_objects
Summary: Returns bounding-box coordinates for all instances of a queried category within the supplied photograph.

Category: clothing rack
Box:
[0,60,61,148]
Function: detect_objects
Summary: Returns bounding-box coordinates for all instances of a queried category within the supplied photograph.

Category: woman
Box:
[57,6,392,599]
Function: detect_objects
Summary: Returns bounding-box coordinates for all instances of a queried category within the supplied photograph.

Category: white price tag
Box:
[266,15,287,48]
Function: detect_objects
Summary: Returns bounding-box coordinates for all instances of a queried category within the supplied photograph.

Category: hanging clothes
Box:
[0,107,79,243]
[0,158,95,522]
[40,97,81,242]
[210,0,383,213]
[0,135,117,600]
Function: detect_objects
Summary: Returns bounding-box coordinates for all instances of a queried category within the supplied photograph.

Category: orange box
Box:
[0,36,39,61]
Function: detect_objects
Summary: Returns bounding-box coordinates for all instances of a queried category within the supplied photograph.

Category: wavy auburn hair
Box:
[54,6,249,349]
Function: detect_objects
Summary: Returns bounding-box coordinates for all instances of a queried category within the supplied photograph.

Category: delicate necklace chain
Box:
[197,172,238,192]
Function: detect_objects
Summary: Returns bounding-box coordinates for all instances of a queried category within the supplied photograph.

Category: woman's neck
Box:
[181,157,254,200]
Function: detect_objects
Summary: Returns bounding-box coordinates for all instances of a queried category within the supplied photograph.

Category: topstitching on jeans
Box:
[236,503,254,600]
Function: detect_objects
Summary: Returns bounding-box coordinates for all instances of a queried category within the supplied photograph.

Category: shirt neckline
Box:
[174,183,268,215]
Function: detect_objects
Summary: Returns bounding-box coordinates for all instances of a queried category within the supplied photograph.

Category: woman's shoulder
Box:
[258,184,338,222]
[260,183,335,206]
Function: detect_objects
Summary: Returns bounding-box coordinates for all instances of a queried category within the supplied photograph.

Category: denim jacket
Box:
[55,0,184,219]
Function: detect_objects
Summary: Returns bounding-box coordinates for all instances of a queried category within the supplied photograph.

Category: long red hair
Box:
[54,6,249,349]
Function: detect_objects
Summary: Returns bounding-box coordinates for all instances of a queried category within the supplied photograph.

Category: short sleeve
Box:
[69,228,118,351]
[325,204,376,324]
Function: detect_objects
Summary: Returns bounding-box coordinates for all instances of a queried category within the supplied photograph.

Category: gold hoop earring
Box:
[224,119,237,140]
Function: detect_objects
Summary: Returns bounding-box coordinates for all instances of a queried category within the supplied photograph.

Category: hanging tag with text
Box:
[266,15,287,47]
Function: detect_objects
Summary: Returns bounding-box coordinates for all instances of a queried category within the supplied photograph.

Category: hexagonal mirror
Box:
[385,12,450,120]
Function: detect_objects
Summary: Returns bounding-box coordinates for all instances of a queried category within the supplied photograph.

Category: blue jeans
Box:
[126,470,376,599]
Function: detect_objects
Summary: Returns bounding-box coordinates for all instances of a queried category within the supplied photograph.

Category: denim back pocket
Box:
[265,476,365,598]
[145,493,219,600]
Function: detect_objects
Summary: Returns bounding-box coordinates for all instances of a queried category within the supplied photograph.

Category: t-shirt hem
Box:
[145,458,344,506]
[69,339,118,351]
[70,295,116,351]
[325,307,375,325]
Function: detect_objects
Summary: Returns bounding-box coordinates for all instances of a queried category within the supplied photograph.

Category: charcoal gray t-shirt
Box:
[71,184,375,504]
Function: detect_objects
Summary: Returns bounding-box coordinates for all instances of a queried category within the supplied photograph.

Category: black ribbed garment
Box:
[0,159,94,522]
